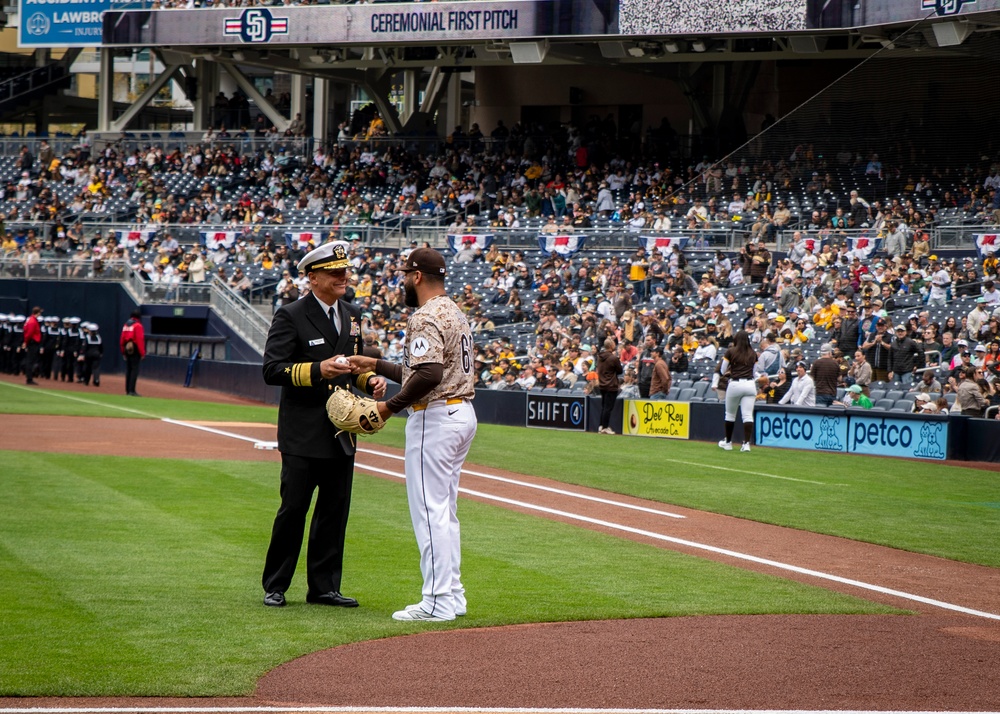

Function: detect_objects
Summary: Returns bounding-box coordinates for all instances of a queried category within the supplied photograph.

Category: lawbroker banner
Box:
[20,0,131,47]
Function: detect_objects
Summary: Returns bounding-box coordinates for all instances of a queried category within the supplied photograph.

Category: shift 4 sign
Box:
[526,394,586,431]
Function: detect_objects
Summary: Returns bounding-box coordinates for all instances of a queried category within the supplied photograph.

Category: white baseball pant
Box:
[404,399,477,619]
[725,378,758,423]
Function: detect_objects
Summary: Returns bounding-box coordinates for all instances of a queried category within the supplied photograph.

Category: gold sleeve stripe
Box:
[355,371,374,393]
[291,362,313,387]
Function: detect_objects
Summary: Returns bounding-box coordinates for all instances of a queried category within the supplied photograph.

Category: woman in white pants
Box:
[718,330,759,452]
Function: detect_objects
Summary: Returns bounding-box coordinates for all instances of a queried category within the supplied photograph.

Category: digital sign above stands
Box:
[100,0,1000,47]
[101,0,616,47]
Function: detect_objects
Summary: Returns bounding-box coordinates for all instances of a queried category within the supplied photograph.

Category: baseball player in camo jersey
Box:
[348,247,477,622]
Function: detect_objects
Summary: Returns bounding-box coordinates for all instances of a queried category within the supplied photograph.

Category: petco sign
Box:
[755,411,847,453]
[756,407,947,460]
[849,415,947,460]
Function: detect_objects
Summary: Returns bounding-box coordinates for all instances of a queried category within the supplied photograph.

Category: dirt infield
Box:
[2,374,999,711]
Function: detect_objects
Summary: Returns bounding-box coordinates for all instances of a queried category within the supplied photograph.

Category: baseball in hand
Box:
[334,356,349,365]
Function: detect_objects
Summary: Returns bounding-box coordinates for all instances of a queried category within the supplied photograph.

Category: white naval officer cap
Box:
[297,241,351,273]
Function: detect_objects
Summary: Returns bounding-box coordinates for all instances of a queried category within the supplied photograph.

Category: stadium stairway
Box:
[0,65,72,122]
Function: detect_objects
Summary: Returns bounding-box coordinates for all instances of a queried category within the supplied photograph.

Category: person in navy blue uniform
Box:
[260,241,385,609]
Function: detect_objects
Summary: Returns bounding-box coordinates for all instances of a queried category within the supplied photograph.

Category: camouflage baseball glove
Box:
[326,387,386,436]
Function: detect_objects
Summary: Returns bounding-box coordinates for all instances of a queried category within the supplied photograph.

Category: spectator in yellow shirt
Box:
[628,248,649,300]
[355,273,374,298]
[813,298,840,329]
[682,328,699,353]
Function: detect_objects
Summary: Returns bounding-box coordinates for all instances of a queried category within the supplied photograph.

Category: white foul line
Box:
[354,460,1000,621]
[160,417,265,444]
[0,706,995,714]
[659,457,843,486]
[358,447,685,519]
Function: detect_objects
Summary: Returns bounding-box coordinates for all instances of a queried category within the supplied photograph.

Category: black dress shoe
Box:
[306,591,359,608]
[263,591,286,607]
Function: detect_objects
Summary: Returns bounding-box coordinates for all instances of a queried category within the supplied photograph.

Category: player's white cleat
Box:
[741,442,751,453]
[404,601,466,617]
[394,605,454,622]
[718,440,733,451]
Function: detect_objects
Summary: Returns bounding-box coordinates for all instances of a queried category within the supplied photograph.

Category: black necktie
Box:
[329,306,339,341]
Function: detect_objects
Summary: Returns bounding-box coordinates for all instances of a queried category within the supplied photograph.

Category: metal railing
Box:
[90,133,314,159]
[0,256,131,281]
[75,220,411,248]
[0,64,69,106]
[916,350,942,375]
[147,335,229,361]
[210,279,270,354]
[7,219,998,259]
[408,225,741,251]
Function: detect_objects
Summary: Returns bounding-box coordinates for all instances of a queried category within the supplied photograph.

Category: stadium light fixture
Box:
[232,51,245,62]
[663,41,680,53]
[691,40,706,53]
[931,21,972,47]
[510,40,549,64]
[627,46,645,57]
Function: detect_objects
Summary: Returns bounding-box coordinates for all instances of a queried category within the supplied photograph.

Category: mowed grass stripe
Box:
[2,381,998,567]
[0,381,277,423]
[442,425,1000,568]
[0,451,898,696]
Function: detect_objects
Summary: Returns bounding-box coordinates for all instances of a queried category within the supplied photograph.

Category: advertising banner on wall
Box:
[623,399,690,439]
[755,407,948,460]
[100,0,1000,47]
[755,410,848,453]
[526,393,587,431]
[102,0,617,47]
[19,0,113,47]
[847,414,947,460]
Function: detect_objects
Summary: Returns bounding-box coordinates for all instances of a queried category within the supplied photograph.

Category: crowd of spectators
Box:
[3,110,1000,418]
[2,111,999,271]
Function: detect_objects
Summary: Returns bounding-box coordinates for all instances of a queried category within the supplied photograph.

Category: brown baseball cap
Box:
[401,247,447,276]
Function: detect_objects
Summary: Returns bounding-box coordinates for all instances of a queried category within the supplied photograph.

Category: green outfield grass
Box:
[0,450,899,696]
[0,381,277,423]
[2,380,998,566]
[436,424,1000,568]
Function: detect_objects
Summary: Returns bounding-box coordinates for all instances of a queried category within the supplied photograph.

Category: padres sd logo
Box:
[921,0,976,16]
[224,8,289,44]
